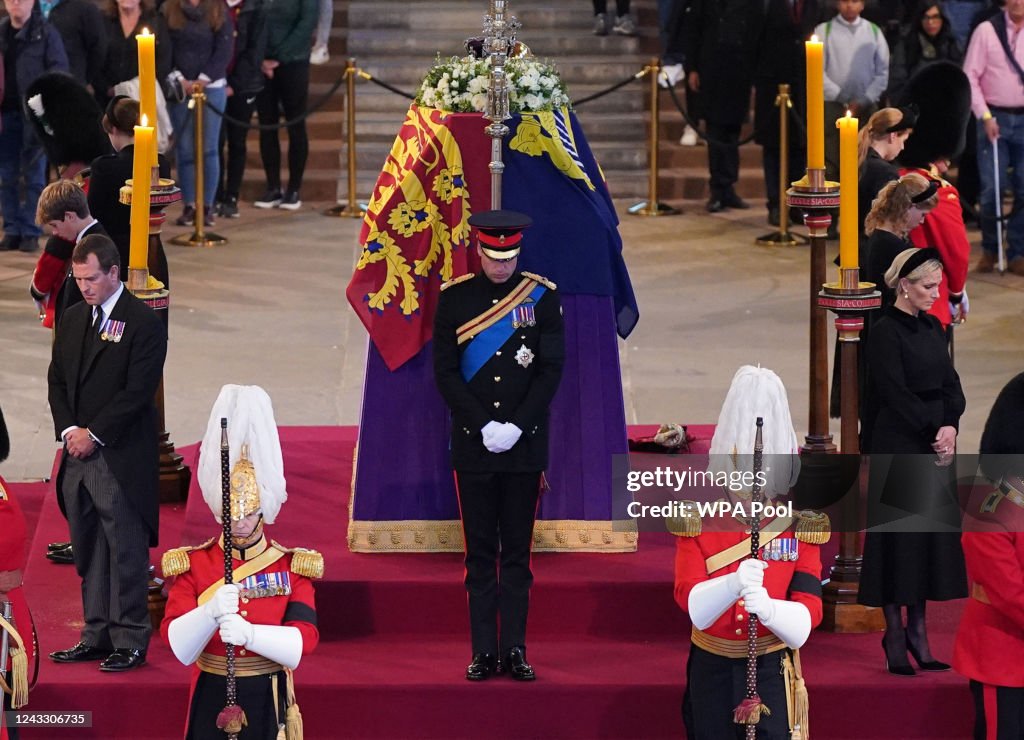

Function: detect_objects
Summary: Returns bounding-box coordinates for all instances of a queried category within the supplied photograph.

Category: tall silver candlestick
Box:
[483,0,519,209]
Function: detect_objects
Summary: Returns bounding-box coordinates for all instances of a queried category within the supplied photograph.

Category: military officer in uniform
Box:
[433,209,565,682]
[161,385,322,740]
[954,372,1024,739]
[673,366,827,739]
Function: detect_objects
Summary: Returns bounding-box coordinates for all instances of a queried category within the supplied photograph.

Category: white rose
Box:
[471,93,487,111]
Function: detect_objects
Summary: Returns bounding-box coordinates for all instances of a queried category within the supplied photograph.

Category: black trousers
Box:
[256,61,310,193]
[971,680,1024,740]
[682,646,791,740]
[706,122,741,199]
[217,91,260,202]
[61,452,151,651]
[455,470,541,655]
[187,671,286,740]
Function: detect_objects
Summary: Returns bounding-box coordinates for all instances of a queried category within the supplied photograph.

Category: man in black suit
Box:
[47,234,167,672]
[433,210,565,682]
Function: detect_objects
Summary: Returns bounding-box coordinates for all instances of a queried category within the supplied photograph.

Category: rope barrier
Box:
[571,67,649,107]
[201,68,351,131]
[358,70,417,100]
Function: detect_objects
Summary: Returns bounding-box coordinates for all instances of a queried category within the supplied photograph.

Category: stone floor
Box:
[2,197,1022,482]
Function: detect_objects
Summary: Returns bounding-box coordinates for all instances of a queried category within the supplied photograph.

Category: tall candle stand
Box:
[121,171,191,502]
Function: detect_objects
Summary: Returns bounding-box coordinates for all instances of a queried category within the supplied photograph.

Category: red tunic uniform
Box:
[674,508,825,739]
[160,533,319,740]
[0,479,34,740]
[954,482,1024,688]
[903,167,970,328]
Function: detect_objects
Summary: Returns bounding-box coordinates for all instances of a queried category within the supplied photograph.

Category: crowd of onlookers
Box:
[0,0,330,255]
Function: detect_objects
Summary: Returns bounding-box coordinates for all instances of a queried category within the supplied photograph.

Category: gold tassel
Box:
[10,645,28,708]
[783,650,810,740]
[795,510,831,545]
[285,669,303,740]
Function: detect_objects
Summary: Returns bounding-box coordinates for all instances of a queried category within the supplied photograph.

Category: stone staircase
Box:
[241,0,767,207]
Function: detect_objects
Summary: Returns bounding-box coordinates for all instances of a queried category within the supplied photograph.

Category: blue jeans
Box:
[976,109,1024,260]
[0,111,46,238]
[170,86,226,207]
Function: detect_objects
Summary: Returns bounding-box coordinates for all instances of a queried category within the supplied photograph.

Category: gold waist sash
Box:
[972,583,991,604]
[197,652,282,677]
[690,625,786,659]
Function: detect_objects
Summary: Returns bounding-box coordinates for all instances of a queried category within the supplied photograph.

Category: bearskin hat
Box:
[979,372,1024,483]
[895,61,972,168]
[24,72,111,169]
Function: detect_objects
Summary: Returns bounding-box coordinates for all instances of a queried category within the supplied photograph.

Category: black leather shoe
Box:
[722,191,750,209]
[503,646,536,681]
[99,649,146,672]
[46,546,74,564]
[706,198,725,213]
[465,653,497,681]
[907,641,950,672]
[767,207,780,227]
[47,541,71,552]
[50,642,109,663]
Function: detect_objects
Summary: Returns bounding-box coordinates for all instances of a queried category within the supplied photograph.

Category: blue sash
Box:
[460,283,547,381]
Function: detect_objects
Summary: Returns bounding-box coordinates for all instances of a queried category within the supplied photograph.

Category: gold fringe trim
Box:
[161,548,192,577]
[795,510,830,545]
[783,649,810,739]
[666,501,701,537]
[270,542,324,580]
[0,613,29,708]
[285,668,302,740]
[346,518,639,553]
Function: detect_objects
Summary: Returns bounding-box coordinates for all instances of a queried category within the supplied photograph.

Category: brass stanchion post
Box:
[171,88,227,246]
[756,84,807,246]
[326,59,367,218]
[629,58,680,216]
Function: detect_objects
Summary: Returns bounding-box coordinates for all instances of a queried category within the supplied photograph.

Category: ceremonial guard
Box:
[0,406,33,739]
[954,372,1024,739]
[433,210,565,681]
[161,386,321,740]
[674,366,827,739]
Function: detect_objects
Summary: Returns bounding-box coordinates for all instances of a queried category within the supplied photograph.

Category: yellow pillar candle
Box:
[136,28,158,167]
[837,110,858,270]
[805,36,824,171]
[129,119,153,272]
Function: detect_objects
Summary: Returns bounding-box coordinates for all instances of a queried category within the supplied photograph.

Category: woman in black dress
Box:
[858,106,917,237]
[859,247,967,677]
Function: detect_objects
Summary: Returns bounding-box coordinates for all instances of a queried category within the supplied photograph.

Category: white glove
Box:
[658,63,684,88]
[204,584,239,620]
[726,558,767,595]
[218,612,255,647]
[740,586,812,648]
[247,624,304,669]
[488,422,522,453]
[481,420,504,452]
[168,603,220,665]
[950,289,969,324]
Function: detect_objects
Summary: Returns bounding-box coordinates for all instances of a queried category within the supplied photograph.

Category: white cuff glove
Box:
[489,423,522,453]
[248,624,304,669]
[481,420,504,452]
[688,559,767,631]
[658,63,684,88]
[168,604,220,665]
[950,289,969,324]
[217,612,254,647]
[741,586,812,648]
[204,584,239,620]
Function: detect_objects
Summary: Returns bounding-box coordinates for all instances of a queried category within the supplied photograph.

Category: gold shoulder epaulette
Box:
[666,501,702,537]
[272,541,325,579]
[161,536,217,577]
[440,273,474,291]
[795,510,830,545]
[522,271,557,290]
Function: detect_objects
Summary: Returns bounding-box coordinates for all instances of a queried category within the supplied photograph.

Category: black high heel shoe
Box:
[882,637,916,677]
[906,641,951,672]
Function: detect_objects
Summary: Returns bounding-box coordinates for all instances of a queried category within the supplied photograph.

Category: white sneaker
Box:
[310,45,329,65]
[680,125,699,146]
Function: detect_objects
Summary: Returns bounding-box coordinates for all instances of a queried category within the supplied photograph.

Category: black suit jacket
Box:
[53,220,110,329]
[48,287,167,544]
[433,272,564,473]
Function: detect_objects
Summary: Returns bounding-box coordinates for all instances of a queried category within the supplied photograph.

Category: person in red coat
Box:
[895,61,973,329]
[0,405,34,739]
[954,372,1024,740]
[674,366,828,740]
[161,386,321,740]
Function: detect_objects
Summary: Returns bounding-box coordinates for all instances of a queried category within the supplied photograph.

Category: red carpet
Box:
[10,427,973,739]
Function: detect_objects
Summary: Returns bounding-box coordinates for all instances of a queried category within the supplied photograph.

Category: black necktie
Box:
[94,308,104,336]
